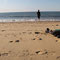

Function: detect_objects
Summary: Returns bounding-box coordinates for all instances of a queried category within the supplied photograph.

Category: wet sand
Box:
[0,21,60,60]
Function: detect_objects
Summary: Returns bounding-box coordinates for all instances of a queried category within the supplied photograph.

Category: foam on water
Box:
[0,12,60,22]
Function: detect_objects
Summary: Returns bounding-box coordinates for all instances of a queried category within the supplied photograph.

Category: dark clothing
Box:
[37,10,41,19]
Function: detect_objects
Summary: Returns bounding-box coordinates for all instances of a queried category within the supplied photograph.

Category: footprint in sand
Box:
[32,38,35,40]
[1,30,6,32]
[56,56,60,59]
[10,40,20,43]
[28,32,32,34]
[56,24,59,26]
[49,51,56,56]
[0,53,9,56]
[52,25,54,26]
[19,33,21,35]
[23,50,29,56]
[2,53,8,56]
[13,35,16,37]
[56,40,58,42]
[35,50,48,55]
[56,40,60,43]
[35,32,40,34]
[19,50,30,57]
[23,32,26,34]
[0,53,1,56]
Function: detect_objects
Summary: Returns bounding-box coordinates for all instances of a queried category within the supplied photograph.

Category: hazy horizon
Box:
[0,0,60,12]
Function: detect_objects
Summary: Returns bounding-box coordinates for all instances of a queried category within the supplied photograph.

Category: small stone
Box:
[39,38,42,40]
[35,32,40,34]
[15,40,20,42]
[56,40,58,42]
[36,51,40,54]
[44,51,48,54]
[36,50,48,55]
[33,38,35,40]
[56,24,59,26]
[9,41,13,43]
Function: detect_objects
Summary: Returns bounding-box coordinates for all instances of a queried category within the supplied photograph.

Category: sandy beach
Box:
[0,21,60,60]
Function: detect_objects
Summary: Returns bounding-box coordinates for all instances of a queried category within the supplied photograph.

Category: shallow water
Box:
[0,12,60,22]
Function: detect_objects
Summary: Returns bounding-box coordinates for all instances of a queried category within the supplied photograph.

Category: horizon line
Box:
[0,11,60,13]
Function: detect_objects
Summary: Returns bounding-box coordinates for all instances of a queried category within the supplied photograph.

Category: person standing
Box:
[37,10,41,19]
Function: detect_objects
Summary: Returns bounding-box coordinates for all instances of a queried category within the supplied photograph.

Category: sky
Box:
[0,0,60,12]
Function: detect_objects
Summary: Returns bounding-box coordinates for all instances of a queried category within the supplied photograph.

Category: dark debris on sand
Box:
[35,32,40,34]
[56,24,59,26]
[9,41,13,43]
[32,38,35,40]
[0,53,9,56]
[15,40,20,42]
[2,53,8,56]
[0,54,1,56]
[56,56,60,59]
[35,51,40,54]
[2,30,6,32]
[35,50,48,55]
[39,38,42,40]
[56,40,58,42]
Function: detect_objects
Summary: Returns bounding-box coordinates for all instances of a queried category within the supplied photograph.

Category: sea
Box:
[0,11,60,22]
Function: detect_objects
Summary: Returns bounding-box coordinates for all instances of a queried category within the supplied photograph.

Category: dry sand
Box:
[0,21,60,60]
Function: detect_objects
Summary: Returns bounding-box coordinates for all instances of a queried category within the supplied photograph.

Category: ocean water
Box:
[0,11,60,22]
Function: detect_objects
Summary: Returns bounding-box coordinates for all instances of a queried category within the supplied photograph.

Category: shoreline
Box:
[0,20,60,23]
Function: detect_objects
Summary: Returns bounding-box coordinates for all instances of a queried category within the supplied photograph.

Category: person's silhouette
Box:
[37,10,41,19]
